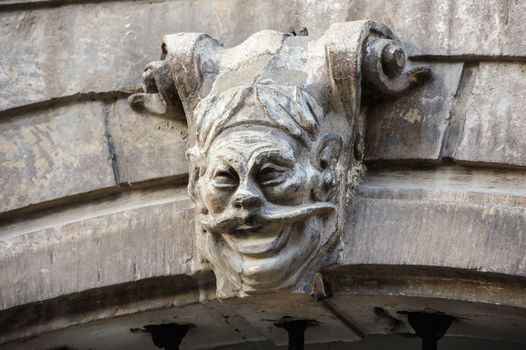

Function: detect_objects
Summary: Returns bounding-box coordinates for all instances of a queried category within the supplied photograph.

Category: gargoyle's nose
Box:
[232,187,263,209]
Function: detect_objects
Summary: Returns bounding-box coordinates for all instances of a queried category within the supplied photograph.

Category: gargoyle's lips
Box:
[223,225,291,257]
[200,202,335,257]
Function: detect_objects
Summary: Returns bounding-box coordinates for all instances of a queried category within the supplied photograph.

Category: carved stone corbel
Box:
[130,20,430,297]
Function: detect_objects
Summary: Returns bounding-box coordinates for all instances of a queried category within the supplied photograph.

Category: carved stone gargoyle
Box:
[129,21,430,297]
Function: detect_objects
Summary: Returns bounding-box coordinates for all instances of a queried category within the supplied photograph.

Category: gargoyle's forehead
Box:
[194,84,324,152]
[208,128,297,169]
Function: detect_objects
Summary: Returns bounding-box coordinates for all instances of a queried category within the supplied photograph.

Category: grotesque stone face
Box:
[188,86,343,292]
[199,126,334,289]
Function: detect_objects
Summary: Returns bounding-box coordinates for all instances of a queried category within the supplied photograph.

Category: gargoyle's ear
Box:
[312,133,343,200]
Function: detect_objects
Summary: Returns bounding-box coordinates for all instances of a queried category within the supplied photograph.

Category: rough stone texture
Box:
[0,101,115,214]
[0,187,194,310]
[0,98,191,215]
[341,167,526,277]
[366,62,526,167]
[344,0,526,58]
[109,99,189,185]
[365,62,463,161]
[2,0,526,112]
[451,63,526,167]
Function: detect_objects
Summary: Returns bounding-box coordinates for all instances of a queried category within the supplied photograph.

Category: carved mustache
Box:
[200,202,336,233]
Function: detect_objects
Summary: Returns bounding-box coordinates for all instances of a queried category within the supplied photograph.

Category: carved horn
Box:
[324,21,430,116]
[322,20,430,154]
[128,60,185,118]
[362,37,431,95]
[129,33,223,123]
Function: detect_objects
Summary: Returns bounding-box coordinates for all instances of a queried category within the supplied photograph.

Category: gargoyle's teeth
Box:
[235,224,262,231]
[223,227,290,257]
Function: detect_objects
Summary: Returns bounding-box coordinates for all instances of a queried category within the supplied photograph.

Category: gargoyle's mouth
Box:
[222,225,291,257]
[201,202,335,258]
[232,224,264,234]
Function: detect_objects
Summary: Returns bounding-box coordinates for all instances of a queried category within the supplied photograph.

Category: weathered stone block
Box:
[0,187,194,311]
[109,99,189,185]
[0,102,115,214]
[452,63,526,167]
[341,168,526,277]
[344,0,526,58]
[365,63,463,161]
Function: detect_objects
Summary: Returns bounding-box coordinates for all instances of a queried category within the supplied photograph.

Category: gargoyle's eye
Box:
[256,163,288,186]
[212,169,238,189]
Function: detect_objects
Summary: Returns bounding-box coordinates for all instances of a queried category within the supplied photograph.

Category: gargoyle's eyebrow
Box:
[247,147,295,172]
[214,153,242,172]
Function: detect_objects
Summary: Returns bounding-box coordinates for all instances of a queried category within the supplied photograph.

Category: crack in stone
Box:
[0,90,137,120]
[103,102,121,186]
[439,61,479,160]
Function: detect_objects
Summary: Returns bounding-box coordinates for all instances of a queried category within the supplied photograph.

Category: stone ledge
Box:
[342,167,526,278]
[2,266,524,348]
[0,186,194,311]
[323,265,526,310]
[360,166,526,205]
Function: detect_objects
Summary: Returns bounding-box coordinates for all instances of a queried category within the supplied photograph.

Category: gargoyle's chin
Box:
[238,252,306,291]
[239,226,319,290]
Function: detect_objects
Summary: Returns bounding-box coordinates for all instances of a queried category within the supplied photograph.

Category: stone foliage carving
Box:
[130,21,430,296]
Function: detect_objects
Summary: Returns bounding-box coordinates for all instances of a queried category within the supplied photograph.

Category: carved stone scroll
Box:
[130,20,430,297]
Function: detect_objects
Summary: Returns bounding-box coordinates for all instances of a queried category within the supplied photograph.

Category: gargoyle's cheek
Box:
[201,185,233,214]
[262,172,309,205]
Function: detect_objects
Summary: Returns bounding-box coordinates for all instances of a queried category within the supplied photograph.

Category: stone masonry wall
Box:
[1,0,526,345]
